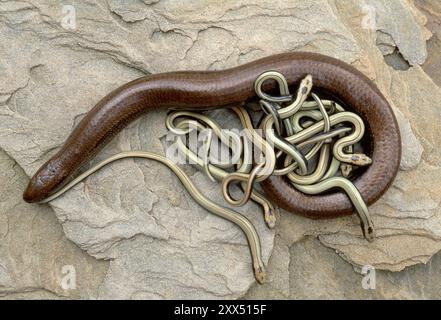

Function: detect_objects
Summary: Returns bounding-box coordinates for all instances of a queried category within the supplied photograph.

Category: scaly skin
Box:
[23,52,401,219]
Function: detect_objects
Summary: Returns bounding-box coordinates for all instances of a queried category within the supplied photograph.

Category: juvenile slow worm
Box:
[38,150,267,283]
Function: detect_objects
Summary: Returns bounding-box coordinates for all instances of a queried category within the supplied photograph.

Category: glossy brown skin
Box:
[23,52,401,219]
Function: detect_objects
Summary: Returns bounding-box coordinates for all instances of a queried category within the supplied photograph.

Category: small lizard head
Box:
[350,153,372,166]
[299,74,313,96]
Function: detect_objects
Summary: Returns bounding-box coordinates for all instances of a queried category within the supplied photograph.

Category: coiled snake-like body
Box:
[23,52,401,219]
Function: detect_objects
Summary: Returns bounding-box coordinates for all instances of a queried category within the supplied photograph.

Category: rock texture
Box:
[0,0,440,299]
[246,237,441,299]
[0,149,108,299]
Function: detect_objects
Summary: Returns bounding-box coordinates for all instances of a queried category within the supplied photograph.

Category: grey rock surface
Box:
[0,149,108,298]
[0,0,440,299]
[416,0,441,87]
[246,237,441,299]
[367,0,431,65]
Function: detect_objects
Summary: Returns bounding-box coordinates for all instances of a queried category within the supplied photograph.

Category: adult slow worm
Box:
[23,52,401,219]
